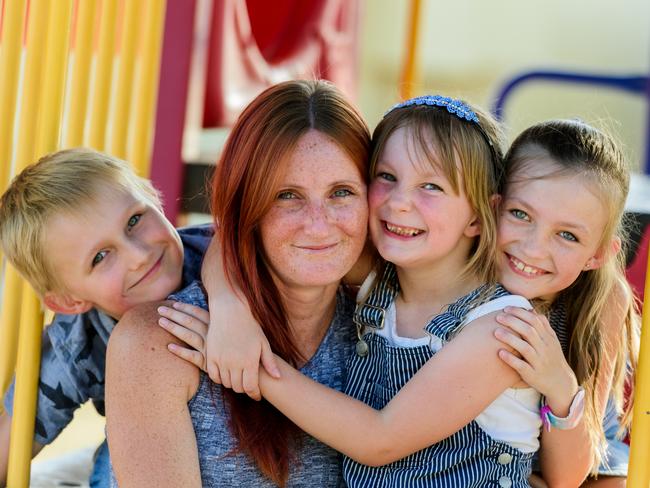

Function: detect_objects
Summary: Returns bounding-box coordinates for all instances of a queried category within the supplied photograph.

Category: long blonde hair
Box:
[504,119,640,472]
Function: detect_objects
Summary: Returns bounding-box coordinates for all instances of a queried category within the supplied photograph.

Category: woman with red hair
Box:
[105,79,371,487]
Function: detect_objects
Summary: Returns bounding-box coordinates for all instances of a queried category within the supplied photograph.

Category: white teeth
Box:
[386,222,422,237]
[509,256,544,276]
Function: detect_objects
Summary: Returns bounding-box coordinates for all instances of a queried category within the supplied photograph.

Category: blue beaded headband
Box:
[385,95,480,123]
[385,95,496,151]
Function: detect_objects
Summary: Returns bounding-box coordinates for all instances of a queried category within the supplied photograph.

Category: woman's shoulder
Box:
[108,301,200,400]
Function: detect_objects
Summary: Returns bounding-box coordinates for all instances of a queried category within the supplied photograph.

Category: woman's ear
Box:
[44,291,93,315]
[584,236,621,271]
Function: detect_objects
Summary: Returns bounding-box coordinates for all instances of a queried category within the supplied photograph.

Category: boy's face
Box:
[43,186,184,319]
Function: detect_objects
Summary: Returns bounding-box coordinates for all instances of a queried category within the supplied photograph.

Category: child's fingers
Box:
[168,344,206,371]
[158,306,208,337]
[227,369,244,394]
[207,361,223,385]
[170,301,210,323]
[261,343,281,379]
[497,349,532,377]
[495,312,542,348]
[502,307,549,336]
[494,327,536,362]
[220,369,233,389]
[242,368,261,401]
[159,317,205,353]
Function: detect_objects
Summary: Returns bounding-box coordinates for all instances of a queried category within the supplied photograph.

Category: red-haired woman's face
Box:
[259,130,368,290]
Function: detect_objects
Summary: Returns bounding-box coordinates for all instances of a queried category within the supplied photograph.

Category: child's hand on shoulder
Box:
[494,307,579,414]
[203,297,280,401]
[158,298,281,401]
[158,302,210,371]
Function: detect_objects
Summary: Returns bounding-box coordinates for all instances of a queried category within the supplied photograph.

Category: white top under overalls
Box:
[344,264,541,488]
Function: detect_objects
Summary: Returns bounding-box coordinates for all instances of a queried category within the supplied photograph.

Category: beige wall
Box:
[357,0,650,170]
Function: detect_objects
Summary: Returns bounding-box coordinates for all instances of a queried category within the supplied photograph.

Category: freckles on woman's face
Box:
[259,130,368,290]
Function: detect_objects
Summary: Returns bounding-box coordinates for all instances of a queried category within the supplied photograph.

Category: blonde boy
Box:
[0,148,212,487]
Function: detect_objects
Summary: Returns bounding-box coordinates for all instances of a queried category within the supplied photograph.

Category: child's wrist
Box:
[543,376,579,417]
[540,387,585,432]
[208,292,248,311]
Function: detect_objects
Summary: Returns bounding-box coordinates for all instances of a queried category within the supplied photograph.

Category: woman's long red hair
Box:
[210,80,370,485]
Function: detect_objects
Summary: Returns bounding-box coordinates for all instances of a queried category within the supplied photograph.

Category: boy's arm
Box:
[258,312,521,466]
[199,237,279,399]
[0,411,43,487]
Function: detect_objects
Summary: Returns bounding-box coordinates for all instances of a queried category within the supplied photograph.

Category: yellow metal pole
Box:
[0,0,27,405]
[129,0,166,176]
[89,0,119,151]
[399,0,422,101]
[36,0,73,154]
[628,248,650,486]
[110,0,140,158]
[66,0,99,147]
[0,0,27,190]
[7,284,43,488]
[5,0,51,484]
[0,268,24,403]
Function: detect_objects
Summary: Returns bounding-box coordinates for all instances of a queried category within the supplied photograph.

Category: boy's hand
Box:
[158,302,210,371]
[204,296,280,401]
[494,307,579,416]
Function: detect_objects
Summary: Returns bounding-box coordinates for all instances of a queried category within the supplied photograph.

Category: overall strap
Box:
[425,284,510,342]
[353,263,399,331]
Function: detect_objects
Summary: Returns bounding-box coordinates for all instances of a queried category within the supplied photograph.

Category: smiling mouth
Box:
[506,254,548,277]
[298,243,337,251]
[383,221,424,237]
[130,253,164,289]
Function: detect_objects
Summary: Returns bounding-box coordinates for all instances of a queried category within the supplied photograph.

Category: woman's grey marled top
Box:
[172,280,355,487]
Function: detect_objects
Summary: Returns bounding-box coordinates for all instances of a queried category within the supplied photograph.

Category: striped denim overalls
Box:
[343,264,534,488]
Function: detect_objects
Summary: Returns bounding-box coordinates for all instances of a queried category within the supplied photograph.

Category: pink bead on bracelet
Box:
[540,387,585,432]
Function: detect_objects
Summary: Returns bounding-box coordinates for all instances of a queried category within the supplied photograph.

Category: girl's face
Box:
[368,126,480,272]
[497,158,609,301]
[259,130,368,290]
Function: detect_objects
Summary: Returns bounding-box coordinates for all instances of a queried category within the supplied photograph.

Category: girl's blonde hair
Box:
[504,119,640,473]
[370,99,505,284]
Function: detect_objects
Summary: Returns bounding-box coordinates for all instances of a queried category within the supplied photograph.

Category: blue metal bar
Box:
[492,70,650,173]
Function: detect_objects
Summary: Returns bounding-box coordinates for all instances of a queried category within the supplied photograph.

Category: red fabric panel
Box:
[203,0,360,127]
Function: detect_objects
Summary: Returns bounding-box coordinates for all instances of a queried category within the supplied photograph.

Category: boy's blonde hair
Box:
[0,148,161,296]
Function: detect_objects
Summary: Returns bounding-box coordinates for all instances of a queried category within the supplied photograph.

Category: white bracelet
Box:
[540,387,585,432]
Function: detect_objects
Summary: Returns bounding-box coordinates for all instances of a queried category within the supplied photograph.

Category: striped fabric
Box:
[343,264,534,487]
[548,299,569,354]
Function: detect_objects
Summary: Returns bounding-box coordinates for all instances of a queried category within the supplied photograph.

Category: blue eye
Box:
[376,172,396,182]
[92,250,108,267]
[559,231,578,242]
[277,191,298,200]
[127,214,141,230]
[422,182,442,191]
[510,209,529,221]
[332,188,353,198]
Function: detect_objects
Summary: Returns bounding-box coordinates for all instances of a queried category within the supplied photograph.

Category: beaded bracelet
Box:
[540,387,585,432]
